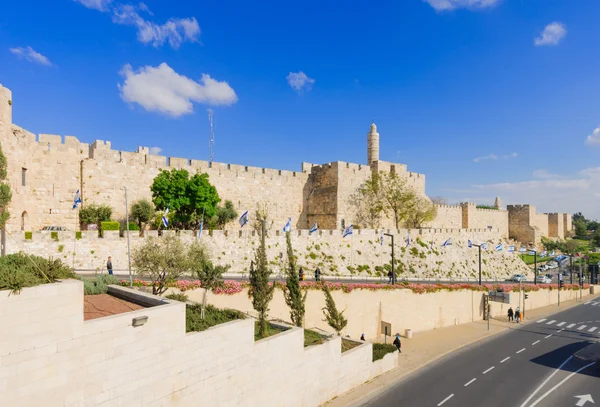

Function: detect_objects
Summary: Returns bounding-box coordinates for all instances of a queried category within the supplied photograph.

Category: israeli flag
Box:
[343,225,353,238]
[72,190,82,209]
[405,234,411,247]
[496,243,503,252]
[528,250,536,256]
[550,250,555,256]
[283,217,292,233]
[540,251,547,257]
[520,247,527,253]
[481,242,487,250]
[468,239,473,248]
[380,234,384,246]
[442,238,452,247]
[239,211,249,228]
[198,221,203,238]
[508,245,515,253]
[309,222,318,234]
[162,206,169,228]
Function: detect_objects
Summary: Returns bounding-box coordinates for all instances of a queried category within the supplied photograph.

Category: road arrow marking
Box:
[574,394,594,406]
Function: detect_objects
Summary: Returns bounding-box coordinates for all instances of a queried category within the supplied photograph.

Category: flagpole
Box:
[124,187,132,287]
[72,207,78,269]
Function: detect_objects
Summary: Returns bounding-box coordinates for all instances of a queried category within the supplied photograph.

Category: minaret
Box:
[367,122,380,165]
[494,196,502,210]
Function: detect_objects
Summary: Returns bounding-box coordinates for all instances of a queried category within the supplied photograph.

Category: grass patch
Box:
[373,343,397,361]
[341,338,361,353]
[254,321,288,341]
[304,329,325,347]
[519,254,553,265]
[186,304,246,333]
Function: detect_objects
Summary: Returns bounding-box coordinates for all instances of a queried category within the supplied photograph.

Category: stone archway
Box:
[21,211,27,231]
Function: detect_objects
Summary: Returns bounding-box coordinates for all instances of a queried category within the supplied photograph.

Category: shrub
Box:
[75,231,82,240]
[101,221,120,232]
[373,343,397,361]
[166,293,189,302]
[125,222,140,231]
[58,245,64,253]
[186,304,245,332]
[51,231,59,241]
[24,231,32,240]
[0,253,75,294]
[83,275,120,295]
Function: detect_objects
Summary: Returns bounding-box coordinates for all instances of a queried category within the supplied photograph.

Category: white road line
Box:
[438,394,454,406]
[544,334,552,339]
[464,378,476,387]
[483,366,495,374]
[516,348,526,354]
[536,318,547,323]
[500,357,510,363]
[546,320,556,325]
[584,301,592,305]
[529,362,597,407]
[592,301,599,305]
[556,322,566,327]
[567,323,576,328]
[532,340,540,345]
[589,327,597,333]
[557,329,564,333]
[519,356,573,407]
[578,325,587,330]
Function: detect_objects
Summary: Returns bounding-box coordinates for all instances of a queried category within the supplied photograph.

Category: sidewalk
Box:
[325,294,600,407]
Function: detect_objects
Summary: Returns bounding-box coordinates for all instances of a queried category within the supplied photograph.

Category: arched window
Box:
[21,211,28,231]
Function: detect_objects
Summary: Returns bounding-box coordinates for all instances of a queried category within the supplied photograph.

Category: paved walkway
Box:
[325,294,598,407]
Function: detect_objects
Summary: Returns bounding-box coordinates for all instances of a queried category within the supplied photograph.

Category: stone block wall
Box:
[429,205,463,228]
[0,281,397,407]
[548,213,565,239]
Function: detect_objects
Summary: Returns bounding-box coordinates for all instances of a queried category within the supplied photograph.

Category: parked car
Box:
[41,226,68,231]
[536,275,552,284]
[546,261,558,269]
[511,274,527,282]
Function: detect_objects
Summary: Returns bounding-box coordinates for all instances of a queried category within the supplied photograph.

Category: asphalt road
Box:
[363,297,600,407]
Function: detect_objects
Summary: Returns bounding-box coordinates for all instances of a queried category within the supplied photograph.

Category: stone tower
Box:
[0,85,12,142]
[367,122,380,166]
[494,196,502,210]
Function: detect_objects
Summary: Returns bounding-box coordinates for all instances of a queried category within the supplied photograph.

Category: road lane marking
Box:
[591,301,598,305]
[589,327,597,332]
[556,322,566,327]
[567,323,576,328]
[532,340,540,345]
[483,366,495,374]
[536,318,547,323]
[544,334,552,338]
[546,320,556,325]
[464,378,476,387]
[578,325,587,330]
[585,301,592,305]
[438,394,454,406]
[500,357,510,363]
[519,356,573,407]
[516,348,526,354]
[528,362,597,407]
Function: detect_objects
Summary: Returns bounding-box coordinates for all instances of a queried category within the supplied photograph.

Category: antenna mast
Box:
[208,109,214,163]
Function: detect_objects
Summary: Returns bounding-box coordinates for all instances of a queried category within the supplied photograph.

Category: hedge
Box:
[0,253,75,294]
[100,221,120,231]
[75,231,82,240]
[24,231,32,240]
[124,222,140,231]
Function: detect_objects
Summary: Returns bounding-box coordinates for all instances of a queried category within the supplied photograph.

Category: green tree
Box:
[188,242,226,318]
[209,200,238,229]
[592,229,600,248]
[349,173,385,228]
[321,283,347,335]
[132,235,188,295]
[404,196,438,229]
[587,220,600,231]
[573,212,586,224]
[78,204,112,231]
[574,220,588,240]
[283,231,306,327]
[151,169,221,230]
[249,223,275,338]
[379,172,417,229]
[0,142,11,228]
[131,199,155,233]
[565,239,579,254]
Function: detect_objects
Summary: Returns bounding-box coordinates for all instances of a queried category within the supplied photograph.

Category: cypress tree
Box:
[249,221,275,338]
[322,283,347,335]
[283,231,306,327]
[0,142,11,228]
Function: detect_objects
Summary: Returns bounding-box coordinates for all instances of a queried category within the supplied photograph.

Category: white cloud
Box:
[118,63,238,117]
[423,0,500,12]
[9,46,52,66]
[148,147,162,155]
[585,127,600,146]
[473,154,498,163]
[532,169,563,179]
[503,152,518,159]
[73,0,113,11]
[286,72,315,93]
[534,22,567,46]
[112,5,200,49]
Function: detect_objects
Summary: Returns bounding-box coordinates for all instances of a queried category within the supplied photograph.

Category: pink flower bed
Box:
[121,279,590,296]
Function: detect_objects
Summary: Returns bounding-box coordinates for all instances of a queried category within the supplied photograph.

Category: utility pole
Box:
[570,254,573,285]
[384,233,395,284]
[124,187,132,287]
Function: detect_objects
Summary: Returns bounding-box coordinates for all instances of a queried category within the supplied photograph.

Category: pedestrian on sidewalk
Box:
[515,307,521,323]
[360,333,365,341]
[107,256,113,275]
[393,334,402,353]
[387,270,393,284]
[298,267,304,281]
[507,307,514,322]
[315,267,321,282]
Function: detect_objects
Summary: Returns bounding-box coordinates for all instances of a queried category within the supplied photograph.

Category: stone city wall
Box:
[8,227,530,280]
[0,280,397,407]
[429,204,463,229]
[178,284,593,343]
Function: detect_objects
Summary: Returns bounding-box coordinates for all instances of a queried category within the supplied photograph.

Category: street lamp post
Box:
[470,243,483,285]
[383,233,395,285]
[124,187,132,287]
[569,254,573,285]
[529,248,538,285]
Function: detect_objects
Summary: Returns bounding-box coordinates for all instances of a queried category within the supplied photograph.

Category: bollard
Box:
[405,329,413,339]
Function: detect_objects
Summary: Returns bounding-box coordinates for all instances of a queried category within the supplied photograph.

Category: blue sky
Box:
[2,0,600,218]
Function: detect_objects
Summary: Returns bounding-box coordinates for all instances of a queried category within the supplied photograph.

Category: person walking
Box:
[507,307,514,322]
[298,267,304,281]
[515,307,521,323]
[315,267,321,282]
[107,256,113,275]
[393,334,402,353]
[387,270,393,284]
[360,333,365,341]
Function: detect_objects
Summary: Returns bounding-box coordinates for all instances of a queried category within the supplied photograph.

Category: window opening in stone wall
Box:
[21,168,27,186]
[21,211,27,231]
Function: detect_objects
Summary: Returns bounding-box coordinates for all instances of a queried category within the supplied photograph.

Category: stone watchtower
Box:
[367,122,380,166]
[494,196,502,210]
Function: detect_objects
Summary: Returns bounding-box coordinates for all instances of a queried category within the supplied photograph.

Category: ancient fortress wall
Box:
[429,205,463,228]
[0,280,397,407]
